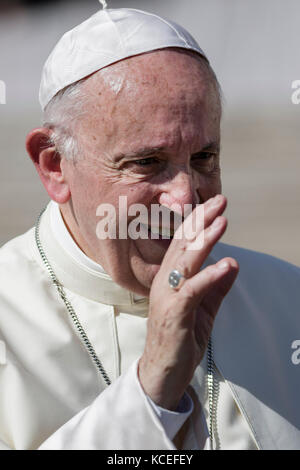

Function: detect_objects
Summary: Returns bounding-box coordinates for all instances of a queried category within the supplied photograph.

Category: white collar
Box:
[50,200,106,274]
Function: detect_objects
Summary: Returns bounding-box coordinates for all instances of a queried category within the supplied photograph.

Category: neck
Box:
[60,200,98,263]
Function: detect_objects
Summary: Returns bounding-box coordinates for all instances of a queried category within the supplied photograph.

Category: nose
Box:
[156,168,200,214]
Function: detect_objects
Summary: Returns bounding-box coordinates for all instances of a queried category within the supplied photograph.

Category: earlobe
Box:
[26,128,71,204]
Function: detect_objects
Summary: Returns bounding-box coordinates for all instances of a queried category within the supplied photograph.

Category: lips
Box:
[140,223,175,239]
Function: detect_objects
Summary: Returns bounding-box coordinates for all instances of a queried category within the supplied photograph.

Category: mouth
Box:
[140,223,175,240]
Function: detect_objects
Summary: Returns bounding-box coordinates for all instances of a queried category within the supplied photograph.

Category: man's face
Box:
[61,49,222,296]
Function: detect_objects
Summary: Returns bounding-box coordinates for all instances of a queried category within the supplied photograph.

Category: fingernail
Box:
[212,195,223,207]
[211,216,223,230]
[218,261,229,271]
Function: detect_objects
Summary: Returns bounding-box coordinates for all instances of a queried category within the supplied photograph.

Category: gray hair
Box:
[42,80,87,161]
[42,55,222,162]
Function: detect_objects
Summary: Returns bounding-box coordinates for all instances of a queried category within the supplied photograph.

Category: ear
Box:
[26,128,71,204]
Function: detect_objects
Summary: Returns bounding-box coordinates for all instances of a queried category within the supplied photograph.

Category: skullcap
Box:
[39,7,208,110]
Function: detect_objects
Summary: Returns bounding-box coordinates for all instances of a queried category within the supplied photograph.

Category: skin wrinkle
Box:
[82,51,216,153]
[56,49,222,296]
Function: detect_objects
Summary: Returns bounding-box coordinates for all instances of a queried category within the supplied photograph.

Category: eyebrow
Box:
[196,142,220,154]
[113,141,220,162]
[113,147,166,162]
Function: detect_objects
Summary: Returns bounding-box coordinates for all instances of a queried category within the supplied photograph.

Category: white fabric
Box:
[194,351,258,450]
[0,203,300,449]
[39,7,207,110]
[39,359,171,450]
[50,201,106,274]
[148,393,194,443]
[50,200,194,440]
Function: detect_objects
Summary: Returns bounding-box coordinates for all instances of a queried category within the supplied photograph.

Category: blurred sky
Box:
[0,0,300,265]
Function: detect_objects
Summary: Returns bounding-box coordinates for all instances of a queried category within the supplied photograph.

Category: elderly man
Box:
[0,6,299,450]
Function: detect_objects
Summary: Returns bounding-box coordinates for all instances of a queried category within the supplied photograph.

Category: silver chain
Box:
[207,337,217,450]
[35,208,111,387]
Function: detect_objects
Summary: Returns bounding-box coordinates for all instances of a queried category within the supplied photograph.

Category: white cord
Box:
[99,0,108,9]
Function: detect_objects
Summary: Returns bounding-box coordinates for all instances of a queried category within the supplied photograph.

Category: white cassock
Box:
[0,202,299,450]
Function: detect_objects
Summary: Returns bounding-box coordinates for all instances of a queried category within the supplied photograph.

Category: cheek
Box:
[70,166,114,207]
[71,171,158,233]
[124,182,156,205]
[116,183,158,231]
[194,171,222,201]
[67,172,108,240]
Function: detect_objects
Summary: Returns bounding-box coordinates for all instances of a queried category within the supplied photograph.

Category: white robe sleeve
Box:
[39,360,176,450]
[0,440,11,450]
[147,392,194,441]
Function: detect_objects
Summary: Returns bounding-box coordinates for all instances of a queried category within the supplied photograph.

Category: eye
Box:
[191,152,215,161]
[134,157,159,166]
[191,151,219,174]
[123,156,164,175]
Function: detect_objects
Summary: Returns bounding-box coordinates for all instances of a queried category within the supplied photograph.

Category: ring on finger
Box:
[168,269,186,290]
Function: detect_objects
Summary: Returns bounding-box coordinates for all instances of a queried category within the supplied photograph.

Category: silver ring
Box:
[168,270,186,290]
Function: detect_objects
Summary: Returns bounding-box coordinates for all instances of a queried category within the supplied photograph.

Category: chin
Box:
[132,261,162,292]
[127,240,167,294]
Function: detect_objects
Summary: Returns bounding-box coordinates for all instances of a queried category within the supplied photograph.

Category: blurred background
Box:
[0,0,299,265]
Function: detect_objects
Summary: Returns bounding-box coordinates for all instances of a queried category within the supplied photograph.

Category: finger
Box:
[197,257,239,317]
[164,194,227,263]
[181,194,227,241]
[172,215,228,280]
[177,257,239,312]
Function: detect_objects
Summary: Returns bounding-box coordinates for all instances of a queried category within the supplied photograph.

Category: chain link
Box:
[35,208,111,387]
[207,337,218,450]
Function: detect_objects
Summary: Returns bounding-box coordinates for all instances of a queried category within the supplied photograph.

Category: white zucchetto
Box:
[39,7,208,110]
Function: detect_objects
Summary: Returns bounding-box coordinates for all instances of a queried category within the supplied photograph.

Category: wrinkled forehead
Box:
[78,50,221,155]
[80,49,220,121]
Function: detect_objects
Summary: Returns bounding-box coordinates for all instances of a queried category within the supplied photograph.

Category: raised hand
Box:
[138,195,239,410]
